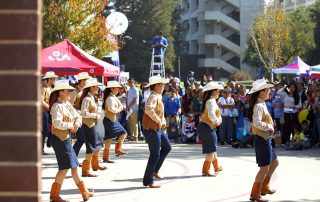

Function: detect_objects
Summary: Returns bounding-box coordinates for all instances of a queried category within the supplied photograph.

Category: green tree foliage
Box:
[42,0,117,58]
[247,8,290,75]
[284,7,315,64]
[309,0,320,65]
[110,0,179,80]
[229,70,252,81]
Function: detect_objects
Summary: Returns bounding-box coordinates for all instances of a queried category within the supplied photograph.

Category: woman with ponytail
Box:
[197,82,224,176]
[49,80,93,202]
[102,81,128,163]
[79,78,106,178]
[247,78,278,202]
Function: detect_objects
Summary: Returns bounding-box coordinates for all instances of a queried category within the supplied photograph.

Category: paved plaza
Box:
[41,141,320,202]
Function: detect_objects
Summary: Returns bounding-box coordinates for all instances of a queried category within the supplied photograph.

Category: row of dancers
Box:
[42,71,278,202]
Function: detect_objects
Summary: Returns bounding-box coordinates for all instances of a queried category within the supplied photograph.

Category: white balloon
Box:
[106,12,128,35]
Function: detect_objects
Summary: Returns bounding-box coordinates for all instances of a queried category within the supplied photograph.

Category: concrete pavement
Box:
[41,142,320,202]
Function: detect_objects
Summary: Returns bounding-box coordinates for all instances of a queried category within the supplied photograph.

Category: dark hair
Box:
[200,90,214,114]
[294,124,302,132]
[247,90,262,122]
[301,120,309,126]
[284,83,299,105]
[102,88,112,110]
[79,88,90,109]
[150,84,156,91]
[49,91,59,112]
[158,31,163,35]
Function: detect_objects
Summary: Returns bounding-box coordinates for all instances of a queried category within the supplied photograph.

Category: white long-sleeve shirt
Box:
[277,87,302,113]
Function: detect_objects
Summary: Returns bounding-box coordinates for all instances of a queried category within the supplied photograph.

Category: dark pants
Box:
[219,116,234,144]
[73,127,85,156]
[143,129,172,186]
[42,112,49,150]
[283,112,298,144]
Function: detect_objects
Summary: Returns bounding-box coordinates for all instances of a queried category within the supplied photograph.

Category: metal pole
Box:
[178,56,181,79]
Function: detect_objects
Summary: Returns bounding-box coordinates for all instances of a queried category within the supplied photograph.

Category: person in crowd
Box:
[277,82,301,145]
[197,82,224,176]
[184,71,195,89]
[201,74,207,86]
[71,72,92,157]
[312,89,320,146]
[272,91,284,133]
[218,88,235,145]
[102,81,128,163]
[142,75,172,188]
[164,88,181,127]
[297,81,308,109]
[233,92,245,141]
[49,80,93,202]
[41,71,58,155]
[151,31,168,55]
[190,89,203,127]
[117,84,130,144]
[301,120,312,149]
[162,83,171,103]
[127,78,140,142]
[181,113,197,143]
[285,124,304,150]
[181,86,193,115]
[79,78,107,177]
[194,81,203,90]
[247,78,278,202]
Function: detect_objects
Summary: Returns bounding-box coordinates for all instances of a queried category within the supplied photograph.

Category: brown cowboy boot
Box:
[250,182,268,202]
[115,142,127,156]
[153,172,164,179]
[50,182,69,202]
[212,159,223,173]
[261,176,276,195]
[82,160,97,177]
[202,161,216,177]
[76,181,94,201]
[91,153,107,171]
[103,149,114,163]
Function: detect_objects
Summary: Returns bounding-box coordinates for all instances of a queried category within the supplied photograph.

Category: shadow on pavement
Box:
[113,174,202,183]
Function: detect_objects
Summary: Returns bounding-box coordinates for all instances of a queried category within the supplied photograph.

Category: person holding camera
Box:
[151,31,168,55]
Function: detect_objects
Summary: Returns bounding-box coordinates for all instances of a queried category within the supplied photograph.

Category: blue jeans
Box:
[143,129,172,186]
[73,127,85,156]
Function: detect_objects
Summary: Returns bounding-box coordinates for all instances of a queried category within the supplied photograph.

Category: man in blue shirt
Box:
[164,88,181,126]
[127,78,140,142]
[151,31,168,55]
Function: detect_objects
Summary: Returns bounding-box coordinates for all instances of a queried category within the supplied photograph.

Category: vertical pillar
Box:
[0,0,41,202]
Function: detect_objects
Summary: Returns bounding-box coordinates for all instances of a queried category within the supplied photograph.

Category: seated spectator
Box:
[301,120,312,149]
[285,125,304,150]
[181,113,197,143]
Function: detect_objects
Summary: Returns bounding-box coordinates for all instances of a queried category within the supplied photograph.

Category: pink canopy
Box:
[273,56,310,75]
[41,39,120,77]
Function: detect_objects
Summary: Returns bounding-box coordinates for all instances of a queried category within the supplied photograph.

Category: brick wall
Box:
[0,1,41,201]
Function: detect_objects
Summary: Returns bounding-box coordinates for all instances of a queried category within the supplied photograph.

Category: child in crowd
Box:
[285,125,304,150]
[181,113,197,143]
[301,120,312,149]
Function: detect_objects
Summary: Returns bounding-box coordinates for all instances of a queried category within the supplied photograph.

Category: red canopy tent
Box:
[41,39,120,77]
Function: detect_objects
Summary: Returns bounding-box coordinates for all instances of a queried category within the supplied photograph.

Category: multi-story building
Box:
[180,0,262,79]
[274,0,316,11]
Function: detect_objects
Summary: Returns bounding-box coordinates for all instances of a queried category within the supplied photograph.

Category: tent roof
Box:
[41,39,120,77]
[273,56,309,74]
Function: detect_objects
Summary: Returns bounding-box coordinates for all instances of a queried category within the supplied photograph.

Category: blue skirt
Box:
[103,117,127,140]
[197,122,217,154]
[82,124,104,154]
[253,135,277,167]
[51,134,79,170]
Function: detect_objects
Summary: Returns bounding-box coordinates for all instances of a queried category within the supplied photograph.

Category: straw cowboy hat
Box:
[248,78,274,94]
[52,80,75,92]
[105,80,122,88]
[42,71,58,80]
[84,78,103,89]
[77,72,92,81]
[146,75,169,87]
[202,82,224,92]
